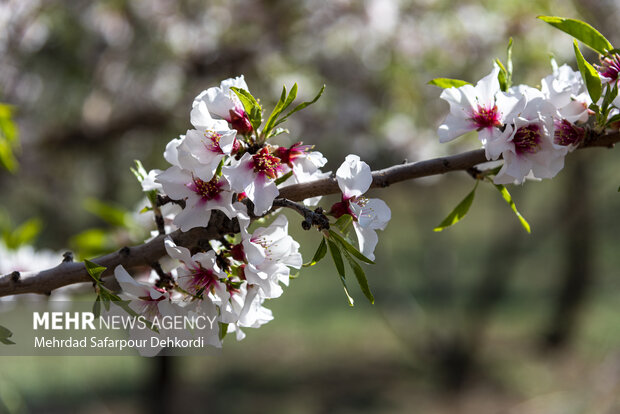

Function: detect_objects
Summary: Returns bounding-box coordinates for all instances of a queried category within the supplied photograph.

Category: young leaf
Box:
[328,239,354,306]
[84,198,130,228]
[0,324,15,345]
[274,170,294,186]
[434,182,478,232]
[607,113,620,127]
[4,218,42,249]
[329,230,375,264]
[334,214,353,234]
[85,259,107,283]
[495,59,509,92]
[342,249,375,304]
[130,160,148,183]
[493,184,531,233]
[303,237,328,267]
[272,84,326,129]
[219,322,229,341]
[93,296,101,318]
[0,103,19,173]
[230,87,262,132]
[263,83,298,138]
[538,16,613,55]
[573,40,602,103]
[428,78,471,89]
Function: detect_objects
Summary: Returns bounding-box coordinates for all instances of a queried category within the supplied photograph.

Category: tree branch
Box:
[1,130,618,297]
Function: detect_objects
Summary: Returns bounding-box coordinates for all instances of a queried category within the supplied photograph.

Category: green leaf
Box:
[607,113,620,127]
[496,38,514,92]
[342,249,374,304]
[327,239,354,306]
[230,87,262,132]
[70,228,115,259]
[0,324,15,345]
[219,322,229,341]
[433,182,478,232]
[538,15,613,55]
[274,170,294,186]
[493,184,531,233]
[428,78,471,89]
[329,230,375,264]
[84,198,130,228]
[272,84,326,129]
[3,218,42,249]
[0,104,19,173]
[85,259,106,283]
[263,83,298,138]
[130,160,148,183]
[334,214,353,235]
[93,296,101,318]
[303,237,327,267]
[573,40,602,103]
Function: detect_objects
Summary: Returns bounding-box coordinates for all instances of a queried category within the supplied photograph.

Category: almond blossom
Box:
[438,67,521,150]
[330,154,391,261]
[192,75,253,135]
[223,147,283,215]
[156,166,237,231]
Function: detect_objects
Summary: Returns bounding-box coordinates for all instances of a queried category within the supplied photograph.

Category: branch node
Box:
[10,271,20,283]
[120,246,131,257]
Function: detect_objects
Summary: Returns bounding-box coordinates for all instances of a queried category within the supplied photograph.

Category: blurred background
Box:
[2,0,620,413]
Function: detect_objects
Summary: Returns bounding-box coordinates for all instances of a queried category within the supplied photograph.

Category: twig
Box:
[0,130,619,297]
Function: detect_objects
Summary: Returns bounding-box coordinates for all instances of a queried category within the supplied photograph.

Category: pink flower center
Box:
[204,130,224,154]
[251,148,281,179]
[470,104,502,130]
[187,176,224,203]
[554,119,585,147]
[596,53,620,83]
[330,196,364,220]
[275,142,312,167]
[189,266,220,294]
[513,124,542,155]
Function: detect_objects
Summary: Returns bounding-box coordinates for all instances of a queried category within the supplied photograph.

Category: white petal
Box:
[336,154,372,198]
[358,198,391,230]
[114,265,149,298]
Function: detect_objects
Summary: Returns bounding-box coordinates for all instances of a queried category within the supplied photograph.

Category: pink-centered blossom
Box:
[438,67,521,150]
[330,155,391,261]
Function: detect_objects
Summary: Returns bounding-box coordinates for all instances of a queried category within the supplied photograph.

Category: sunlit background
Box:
[2,0,620,413]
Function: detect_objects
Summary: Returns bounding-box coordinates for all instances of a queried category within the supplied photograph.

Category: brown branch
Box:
[279,130,620,202]
[1,130,619,297]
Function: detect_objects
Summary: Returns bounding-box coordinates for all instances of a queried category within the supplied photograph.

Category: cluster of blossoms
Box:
[438,53,620,184]
[114,76,391,355]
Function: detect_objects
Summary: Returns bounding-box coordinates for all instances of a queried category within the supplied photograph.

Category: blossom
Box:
[192,75,253,135]
[114,265,177,356]
[236,214,302,299]
[330,154,391,261]
[490,97,568,184]
[223,147,283,215]
[156,166,237,231]
[437,67,521,148]
[595,52,620,85]
[540,63,591,123]
[164,238,229,301]
[276,142,330,206]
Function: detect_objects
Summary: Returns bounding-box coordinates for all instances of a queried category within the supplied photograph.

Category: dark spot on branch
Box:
[120,246,131,257]
[10,271,20,283]
[62,251,74,263]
